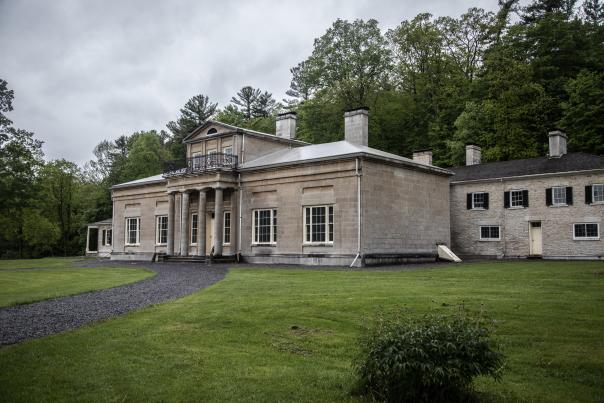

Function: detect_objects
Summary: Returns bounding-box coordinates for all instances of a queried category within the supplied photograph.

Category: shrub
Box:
[354,313,504,402]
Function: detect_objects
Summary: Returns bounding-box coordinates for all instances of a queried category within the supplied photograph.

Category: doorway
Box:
[529,221,542,256]
[205,212,214,255]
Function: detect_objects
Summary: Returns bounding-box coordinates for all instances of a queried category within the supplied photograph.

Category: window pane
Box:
[553,187,566,204]
[575,224,586,238]
[191,214,198,244]
[511,191,523,207]
[594,184,604,202]
[328,206,334,242]
[224,212,231,244]
[272,210,277,243]
[481,227,490,239]
[586,224,598,237]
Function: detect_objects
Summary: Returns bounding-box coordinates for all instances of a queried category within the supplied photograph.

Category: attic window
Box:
[207,128,218,135]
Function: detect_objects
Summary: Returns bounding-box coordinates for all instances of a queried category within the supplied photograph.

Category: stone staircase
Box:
[158,254,238,264]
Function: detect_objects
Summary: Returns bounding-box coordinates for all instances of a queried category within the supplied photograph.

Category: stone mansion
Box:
[86,108,604,265]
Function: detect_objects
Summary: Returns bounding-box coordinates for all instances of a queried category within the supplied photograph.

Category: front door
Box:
[206,213,214,255]
[529,221,542,255]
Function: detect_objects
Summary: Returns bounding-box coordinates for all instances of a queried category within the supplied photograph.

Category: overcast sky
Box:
[1,0,500,165]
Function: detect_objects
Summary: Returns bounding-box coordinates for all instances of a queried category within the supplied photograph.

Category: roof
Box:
[450,152,604,182]
[240,140,452,175]
[89,218,112,226]
[111,174,166,189]
[182,120,309,146]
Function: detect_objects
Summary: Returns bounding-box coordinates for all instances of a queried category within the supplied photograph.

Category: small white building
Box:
[86,218,113,258]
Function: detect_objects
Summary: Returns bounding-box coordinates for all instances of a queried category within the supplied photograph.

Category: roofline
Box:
[240,152,452,176]
[450,168,604,184]
[111,178,166,190]
[182,120,309,146]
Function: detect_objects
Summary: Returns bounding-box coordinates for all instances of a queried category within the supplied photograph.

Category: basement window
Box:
[479,226,501,241]
[573,223,599,240]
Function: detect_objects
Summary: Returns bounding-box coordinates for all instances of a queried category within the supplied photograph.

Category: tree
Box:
[231,86,261,120]
[167,94,217,158]
[0,79,14,129]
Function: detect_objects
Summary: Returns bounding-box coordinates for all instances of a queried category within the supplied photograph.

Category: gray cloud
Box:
[0,0,500,164]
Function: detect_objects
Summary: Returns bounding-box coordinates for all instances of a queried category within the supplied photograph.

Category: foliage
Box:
[166,94,217,158]
[354,312,504,402]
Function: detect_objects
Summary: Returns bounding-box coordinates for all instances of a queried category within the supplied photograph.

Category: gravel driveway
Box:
[0,260,228,346]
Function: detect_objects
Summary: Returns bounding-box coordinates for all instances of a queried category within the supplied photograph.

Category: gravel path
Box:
[0,260,228,346]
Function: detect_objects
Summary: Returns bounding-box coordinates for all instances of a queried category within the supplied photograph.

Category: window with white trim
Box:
[472,193,486,209]
[192,152,202,169]
[593,184,604,203]
[224,211,231,245]
[552,186,567,205]
[253,209,277,244]
[106,229,112,246]
[510,190,524,207]
[304,205,334,244]
[573,223,599,240]
[156,216,167,245]
[479,226,500,241]
[191,213,198,245]
[125,217,140,245]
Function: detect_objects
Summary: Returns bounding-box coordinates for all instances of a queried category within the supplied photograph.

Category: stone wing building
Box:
[99,108,452,266]
[450,131,604,259]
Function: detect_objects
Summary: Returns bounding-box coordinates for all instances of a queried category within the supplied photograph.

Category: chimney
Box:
[275,111,297,139]
[465,144,481,166]
[344,107,369,146]
[412,149,433,165]
[548,130,567,158]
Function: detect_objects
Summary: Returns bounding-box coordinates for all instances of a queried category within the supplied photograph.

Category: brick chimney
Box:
[465,144,481,166]
[344,107,368,146]
[548,130,567,158]
[275,111,297,139]
[412,149,433,165]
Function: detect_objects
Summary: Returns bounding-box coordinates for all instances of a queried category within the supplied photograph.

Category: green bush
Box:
[354,313,504,402]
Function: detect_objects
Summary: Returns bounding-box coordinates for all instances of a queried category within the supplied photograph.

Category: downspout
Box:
[238,173,243,262]
[501,177,506,258]
[350,157,362,267]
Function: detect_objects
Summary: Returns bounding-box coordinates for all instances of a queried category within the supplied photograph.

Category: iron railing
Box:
[163,153,238,177]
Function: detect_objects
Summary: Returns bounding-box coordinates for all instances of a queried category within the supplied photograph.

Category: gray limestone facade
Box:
[87,113,603,265]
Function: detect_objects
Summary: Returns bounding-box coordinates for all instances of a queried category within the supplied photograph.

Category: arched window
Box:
[207,128,218,135]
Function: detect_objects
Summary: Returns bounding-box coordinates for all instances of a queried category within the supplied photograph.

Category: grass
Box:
[1,261,603,402]
[0,258,154,307]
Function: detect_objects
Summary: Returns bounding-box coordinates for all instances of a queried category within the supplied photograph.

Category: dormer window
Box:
[207,128,218,135]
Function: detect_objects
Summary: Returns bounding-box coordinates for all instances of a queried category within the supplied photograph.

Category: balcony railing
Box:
[163,153,238,177]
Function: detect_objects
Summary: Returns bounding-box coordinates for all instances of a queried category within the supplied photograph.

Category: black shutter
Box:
[504,191,510,208]
[484,193,489,210]
[546,188,552,206]
[585,185,592,204]
[566,187,573,205]
[467,193,472,210]
[523,190,529,207]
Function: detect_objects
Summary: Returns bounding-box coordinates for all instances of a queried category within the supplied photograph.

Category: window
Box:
[222,146,233,155]
[591,184,604,203]
[101,229,107,246]
[156,216,168,245]
[304,205,334,244]
[546,186,573,206]
[553,187,566,205]
[106,229,112,246]
[253,209,277,244]
[479,225,501,241]
[573,223,600,240]
[505,190,528,208]
[207,149,217,167]
[192,152,202,169]
[190,213,198,245]
[467,192,488,210]
[224,211,231,245]
[207,128,218,135]
[126,217,140,245]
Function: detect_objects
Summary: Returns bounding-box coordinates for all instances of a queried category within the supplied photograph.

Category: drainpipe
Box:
[350,157,362,267]
[238,173,243,261]
[241,133,246,164]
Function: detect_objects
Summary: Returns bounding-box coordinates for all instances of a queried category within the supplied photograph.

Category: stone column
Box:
[167,192,176,255]
[197,189,207,256]
[213,187,224,256]
[180,191,190,256]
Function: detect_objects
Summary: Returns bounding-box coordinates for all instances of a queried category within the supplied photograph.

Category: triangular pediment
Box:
[183,120,243,143]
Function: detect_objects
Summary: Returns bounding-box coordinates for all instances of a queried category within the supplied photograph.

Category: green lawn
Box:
[1,261,603,402]
[0,258,154,307]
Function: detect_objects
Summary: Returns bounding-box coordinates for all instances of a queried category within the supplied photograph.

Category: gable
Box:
[183,121,241,143]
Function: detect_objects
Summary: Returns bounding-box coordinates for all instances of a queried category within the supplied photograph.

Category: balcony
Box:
[163,153,238,178]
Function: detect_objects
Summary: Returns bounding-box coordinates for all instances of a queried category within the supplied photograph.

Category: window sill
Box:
[549,204,568,208]
[303,243,334,247]
[590,201,604,206]
[251,243,276,247]
[479,239,501,242]
[573,238,600,241]
[507,206,525,210]
[156,243,167,246]
[125,244,140,247]
[471,208,486,211]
